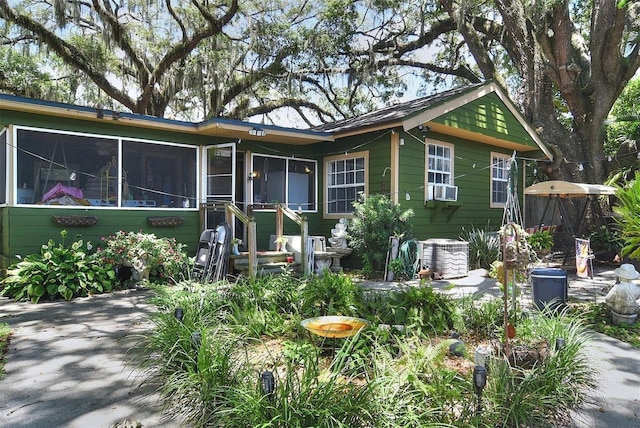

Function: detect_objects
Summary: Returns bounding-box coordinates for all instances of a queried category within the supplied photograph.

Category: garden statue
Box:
[327,218,352,272]
[605,263,640,324]
[329,218,349,249]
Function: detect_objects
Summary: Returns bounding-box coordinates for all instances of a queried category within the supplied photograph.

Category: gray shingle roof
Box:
[312,83,486,133]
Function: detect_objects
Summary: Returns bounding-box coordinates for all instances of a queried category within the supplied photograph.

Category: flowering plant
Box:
[274,235,288,251]
[97,230,189,282]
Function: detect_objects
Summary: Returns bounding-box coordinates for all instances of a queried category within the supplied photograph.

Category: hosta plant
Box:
[0,230,116,302]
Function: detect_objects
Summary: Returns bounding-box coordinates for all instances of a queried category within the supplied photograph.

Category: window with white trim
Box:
[325,152,367,216]
[250,154,317,211]
[491,152,510,207]
[14,126,197,208]
[426,142,453,199]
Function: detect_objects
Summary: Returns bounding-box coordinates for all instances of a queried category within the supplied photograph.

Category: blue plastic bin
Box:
[530,268,568,310]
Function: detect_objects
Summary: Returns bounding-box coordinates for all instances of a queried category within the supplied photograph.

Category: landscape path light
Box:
[261,371,276,399]
[473,365,488,413]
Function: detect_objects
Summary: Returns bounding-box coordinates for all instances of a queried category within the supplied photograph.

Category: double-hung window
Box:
[426,142,453,200]
[491,152,510,207]
[325,152,367,217]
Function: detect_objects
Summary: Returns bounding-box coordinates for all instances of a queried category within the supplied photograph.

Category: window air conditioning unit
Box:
[431,184,458,202]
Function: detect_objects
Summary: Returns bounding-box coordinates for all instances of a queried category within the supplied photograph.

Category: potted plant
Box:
[231,237,242,255]
[97,230,189,282]
[527,229,554,258]
[590,225,621,262]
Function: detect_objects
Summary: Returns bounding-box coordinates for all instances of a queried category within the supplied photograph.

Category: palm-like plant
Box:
[613,172,640,260]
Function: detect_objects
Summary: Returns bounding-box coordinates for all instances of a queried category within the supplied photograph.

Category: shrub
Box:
[97,230,189,282]
[347,193,414,271]
[457,296,504,338]
[527,229,554,252]
[300,270,362,318]
[0,230,116,302]
[614,173,640,260]
[459,223,500,270]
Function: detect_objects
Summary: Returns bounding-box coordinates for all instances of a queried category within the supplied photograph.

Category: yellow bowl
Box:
[301,316,369,338]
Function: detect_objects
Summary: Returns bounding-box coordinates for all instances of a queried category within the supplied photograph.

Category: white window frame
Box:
[11,125,199,209]
[249,153,317,212]
[324,151,368,219]
[425,141,454,201]
[491,152,510,208]
[0,127,6,207]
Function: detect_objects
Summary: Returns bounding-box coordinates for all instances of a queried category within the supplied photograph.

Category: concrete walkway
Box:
[0,263,638,427]
[0,288,171,428]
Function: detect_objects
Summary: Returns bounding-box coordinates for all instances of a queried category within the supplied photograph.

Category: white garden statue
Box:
[326,218,351,272]
[329,218,349,249]
[605,264,640,321]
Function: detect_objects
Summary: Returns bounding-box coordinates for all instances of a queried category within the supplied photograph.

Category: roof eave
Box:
[426,122,541,153]
[0,94,334,144]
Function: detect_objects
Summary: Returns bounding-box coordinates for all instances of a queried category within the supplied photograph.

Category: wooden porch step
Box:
[229,251,301,276]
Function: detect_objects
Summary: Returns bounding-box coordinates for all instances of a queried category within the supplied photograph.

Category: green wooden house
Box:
[0,81,551,272]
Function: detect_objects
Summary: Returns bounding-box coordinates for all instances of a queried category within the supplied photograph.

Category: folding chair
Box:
[191,229,216,282]
[207,222,232,282]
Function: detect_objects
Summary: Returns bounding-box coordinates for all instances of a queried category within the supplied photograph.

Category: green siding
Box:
[433,93,537,149]
[399,131,515,240]
[315,129,519,258]
[1,206,200,269]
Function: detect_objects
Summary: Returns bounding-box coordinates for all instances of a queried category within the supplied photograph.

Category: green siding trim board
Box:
[0,110,215,147]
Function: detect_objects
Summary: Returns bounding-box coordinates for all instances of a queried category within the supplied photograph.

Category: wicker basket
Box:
[53,215,99,227]
[147,216,184,227]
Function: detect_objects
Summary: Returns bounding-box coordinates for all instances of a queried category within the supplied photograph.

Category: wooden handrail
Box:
[279,204,304,225]
[276,204,310,275]
[224,202,250,224]
[221,202,311,277]
[223,202,257,278]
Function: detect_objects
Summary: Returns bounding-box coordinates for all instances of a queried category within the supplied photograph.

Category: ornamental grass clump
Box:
[134,272,596,427]
[97,230,189,282]
[481,308,596,427]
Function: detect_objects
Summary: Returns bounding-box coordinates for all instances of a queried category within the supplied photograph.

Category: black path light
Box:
[174,307,184,322]
[556,337,566,350]
[261,371,276,399]
[473,365,488,413]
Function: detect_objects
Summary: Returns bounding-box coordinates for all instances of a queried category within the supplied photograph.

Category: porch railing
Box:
[199,202,310,278]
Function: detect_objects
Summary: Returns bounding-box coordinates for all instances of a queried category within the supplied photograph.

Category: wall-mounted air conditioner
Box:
[430,184,458,202]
